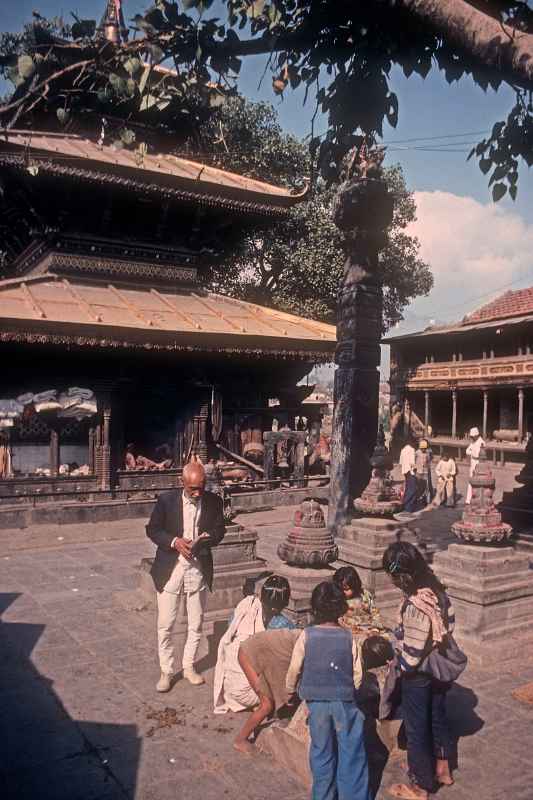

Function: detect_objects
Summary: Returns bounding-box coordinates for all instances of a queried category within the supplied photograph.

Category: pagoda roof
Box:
[0,273,335,360]
[0,130,308,218]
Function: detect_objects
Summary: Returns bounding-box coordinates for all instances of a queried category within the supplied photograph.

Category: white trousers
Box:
[157,589,207,674]
[466,459,479,504]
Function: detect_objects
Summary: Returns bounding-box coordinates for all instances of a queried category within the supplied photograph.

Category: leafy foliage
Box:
[205,98,432,331]
[1,2,532,199]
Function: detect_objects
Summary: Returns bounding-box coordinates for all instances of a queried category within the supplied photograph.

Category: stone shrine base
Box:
[433,543,533,666]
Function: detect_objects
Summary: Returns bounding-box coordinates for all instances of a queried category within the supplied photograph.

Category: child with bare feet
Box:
[333,565,383,631]
[285,582,371,800]
[233,627,300,755]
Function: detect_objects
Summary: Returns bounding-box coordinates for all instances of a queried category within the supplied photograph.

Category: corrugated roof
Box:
[0,274,335,349]
[462,287,533,324]
[0,130,307,213]
[383,312,533,344]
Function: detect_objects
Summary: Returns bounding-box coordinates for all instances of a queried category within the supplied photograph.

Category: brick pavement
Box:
[0,506,532,800]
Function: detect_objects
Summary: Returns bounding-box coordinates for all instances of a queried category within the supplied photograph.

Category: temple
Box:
[384,287,533,464]
[0,129,335,516]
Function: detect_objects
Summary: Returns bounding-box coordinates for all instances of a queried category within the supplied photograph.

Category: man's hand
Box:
[173,537,193,559]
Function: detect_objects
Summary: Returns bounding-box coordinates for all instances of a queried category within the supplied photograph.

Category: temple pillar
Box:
[482,390,488,440]
[88,427,96,474]
[95,398,112,491]
[451,389,457,438]
[424,390,430,434]
[49,427,59,478]
[518,387,525,442]
[329,149,394,531]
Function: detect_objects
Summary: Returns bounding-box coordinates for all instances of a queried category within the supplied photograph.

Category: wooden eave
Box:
[0,130,309,219]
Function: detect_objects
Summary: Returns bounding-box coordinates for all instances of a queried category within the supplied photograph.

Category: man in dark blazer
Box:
[146,461,225,692]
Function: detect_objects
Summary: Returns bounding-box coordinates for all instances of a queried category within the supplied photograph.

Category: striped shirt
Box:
[396,594,455,672]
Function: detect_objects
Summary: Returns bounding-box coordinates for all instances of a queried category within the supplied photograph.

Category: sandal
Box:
[387,783,428,800]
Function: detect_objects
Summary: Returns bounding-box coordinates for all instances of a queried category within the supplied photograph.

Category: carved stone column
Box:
[518,387,525,442]
[451,389,457,438]
[88,427,96,474]
[482,390,488,440]
[329,149,394,531]
[95,399,112,491]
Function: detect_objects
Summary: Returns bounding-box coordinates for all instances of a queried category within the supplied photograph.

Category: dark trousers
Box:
[403,473,418,512]
[402,673,452,792]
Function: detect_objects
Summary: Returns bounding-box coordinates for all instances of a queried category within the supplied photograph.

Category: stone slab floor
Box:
[0,505,532,800]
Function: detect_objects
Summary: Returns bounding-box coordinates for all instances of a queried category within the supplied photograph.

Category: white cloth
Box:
[157,588,207,673]
[466,437,484,503]
[213,595,265,714]
[165,494,205,594]
[157,493,207,674]
[399,444,416,476]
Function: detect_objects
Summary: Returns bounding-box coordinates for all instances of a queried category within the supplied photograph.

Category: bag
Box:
[419,634,467,683]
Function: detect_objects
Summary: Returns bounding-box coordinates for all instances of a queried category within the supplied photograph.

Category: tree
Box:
[205,97,432,331]
[1,2,533,201]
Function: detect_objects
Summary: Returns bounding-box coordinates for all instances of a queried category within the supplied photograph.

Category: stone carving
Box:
[277,498,338,568]
[452,446,512,543]
[353,426,402,517]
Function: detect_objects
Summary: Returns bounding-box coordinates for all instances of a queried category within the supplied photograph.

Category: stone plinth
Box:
[131,523,267,666]
[274,563,336,626]
[336,516,418,626]
[433,543,533,666]
[452,446,512,543]
[277,498,337,568]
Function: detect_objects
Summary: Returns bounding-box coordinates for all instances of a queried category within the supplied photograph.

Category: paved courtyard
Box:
[0,498,532,800]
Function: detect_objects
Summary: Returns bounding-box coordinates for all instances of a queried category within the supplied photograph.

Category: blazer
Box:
[146,489,225,592]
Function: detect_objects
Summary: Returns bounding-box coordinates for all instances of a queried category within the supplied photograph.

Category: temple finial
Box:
[98,0,128,44]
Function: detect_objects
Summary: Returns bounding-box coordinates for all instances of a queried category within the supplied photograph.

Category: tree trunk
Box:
[399,0,533,86]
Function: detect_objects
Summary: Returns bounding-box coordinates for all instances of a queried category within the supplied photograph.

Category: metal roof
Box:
[0,274,335,351]
[0,130,308,217]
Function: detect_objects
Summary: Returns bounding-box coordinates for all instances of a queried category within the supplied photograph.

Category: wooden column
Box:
[294,432,306,488]
[95,400,112,491]
[482,390,488,441]
[518,388,525,442]
[88,427,96,474]
[424,391,430,434]
[328,149,394,531]
[451,389,457,438]
[263,432,276,488]
[49,427,59,477]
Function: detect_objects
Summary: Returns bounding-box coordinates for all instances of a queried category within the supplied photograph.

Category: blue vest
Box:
[299,626,356,702]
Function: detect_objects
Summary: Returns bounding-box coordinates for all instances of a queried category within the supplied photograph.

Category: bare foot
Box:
[387,783,428,800]
[436,759,454,786]
[233,739,256,756]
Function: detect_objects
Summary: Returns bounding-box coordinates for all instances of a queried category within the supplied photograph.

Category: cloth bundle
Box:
[57,388,96,420]
[0,399,24,419]
[33,390,61,413]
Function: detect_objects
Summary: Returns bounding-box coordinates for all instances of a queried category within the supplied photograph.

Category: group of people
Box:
[146,464,466,800]
[399,426,485,513]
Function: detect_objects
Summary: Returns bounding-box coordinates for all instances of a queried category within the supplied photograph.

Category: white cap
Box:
[469,427,480,437]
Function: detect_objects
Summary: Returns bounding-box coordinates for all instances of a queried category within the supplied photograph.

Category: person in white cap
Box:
[465,427,484,504]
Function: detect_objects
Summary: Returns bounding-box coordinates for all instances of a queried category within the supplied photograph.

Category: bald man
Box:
[146,462,225,692]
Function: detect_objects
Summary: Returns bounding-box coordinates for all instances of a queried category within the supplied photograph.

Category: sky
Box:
[2,0,533,372]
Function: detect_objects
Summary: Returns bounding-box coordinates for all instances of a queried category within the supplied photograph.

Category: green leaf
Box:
[71,19,96,39]
[479,158,492,175]
[120,128,136,146]
[247,0,266,18]
[182,0,198,8]
[139,93,159,111]
[209,91,226,108]
[124,57,142,77]
[509,184,518,201]
[18,55,36,80]
[492,182,507,202]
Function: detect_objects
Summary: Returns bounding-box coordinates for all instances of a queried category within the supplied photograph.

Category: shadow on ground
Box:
[0,592,141,800]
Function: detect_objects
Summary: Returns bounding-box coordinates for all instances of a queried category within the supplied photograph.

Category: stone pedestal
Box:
[433,543,533,665]
[274,563,336,627]
[336,516,417,626]
[130,523,266,667]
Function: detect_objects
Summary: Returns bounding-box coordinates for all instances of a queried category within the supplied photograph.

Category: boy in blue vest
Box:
[286,581,371,800]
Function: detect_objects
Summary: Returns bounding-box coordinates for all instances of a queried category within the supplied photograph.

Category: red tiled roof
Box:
[462,287,533,324]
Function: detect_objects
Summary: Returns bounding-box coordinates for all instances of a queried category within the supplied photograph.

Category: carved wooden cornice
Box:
[0,328,332,362]
[47,252,198,284]
[0,154,291,219]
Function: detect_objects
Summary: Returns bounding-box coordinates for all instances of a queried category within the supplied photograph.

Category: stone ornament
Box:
[277,497,338,568]
[353,426,402,517]
[452,446,512,543]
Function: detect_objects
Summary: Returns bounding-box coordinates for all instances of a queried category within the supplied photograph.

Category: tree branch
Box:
[397,0,533,87]
[0,59,92,116]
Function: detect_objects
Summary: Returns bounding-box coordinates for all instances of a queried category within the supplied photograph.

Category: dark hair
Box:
[311,581,348,624]
[361,635,395,670]
[261,575,291,613]
[382,541,446,596]
[333,566,363,597]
